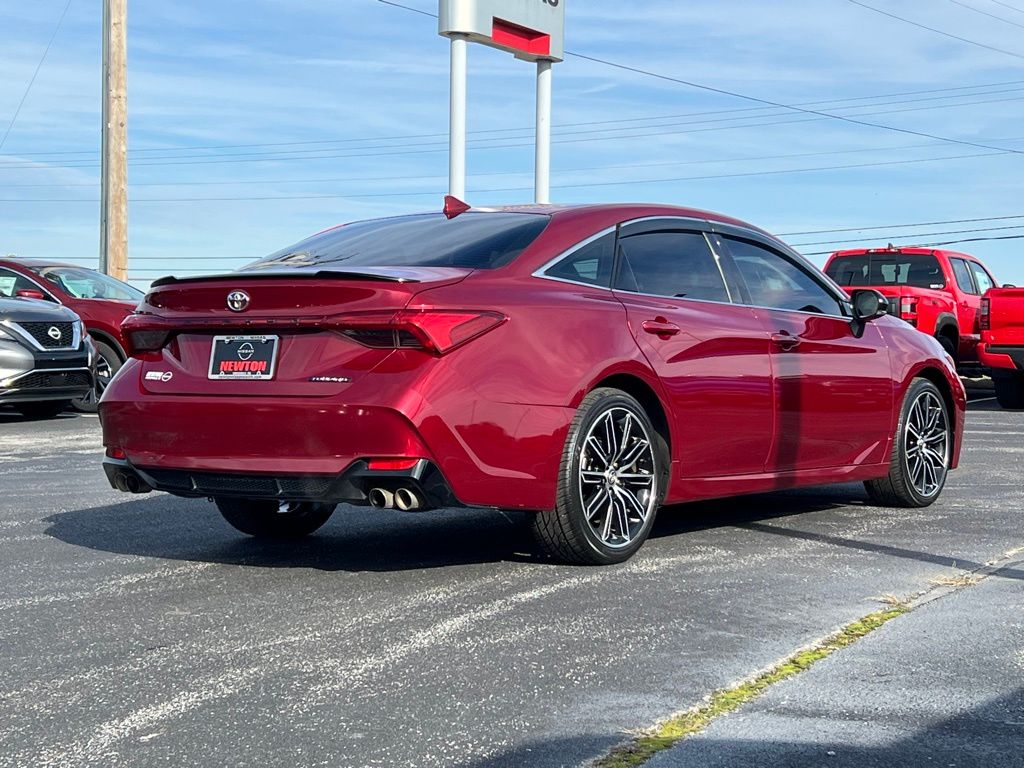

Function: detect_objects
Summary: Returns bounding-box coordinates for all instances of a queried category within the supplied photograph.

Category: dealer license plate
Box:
[208,335,279,380]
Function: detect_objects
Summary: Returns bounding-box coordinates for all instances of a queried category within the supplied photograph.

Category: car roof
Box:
[463,202,772,233]
[0,257,84,269]
[827,247,981,262]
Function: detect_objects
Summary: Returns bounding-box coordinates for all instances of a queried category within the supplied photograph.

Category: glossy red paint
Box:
[0,258,141,358]
[100,204,965,513]
[823,247,998,363]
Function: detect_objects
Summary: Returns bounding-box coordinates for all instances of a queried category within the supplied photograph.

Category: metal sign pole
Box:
[449,34,468,199]
[534,59,552,204]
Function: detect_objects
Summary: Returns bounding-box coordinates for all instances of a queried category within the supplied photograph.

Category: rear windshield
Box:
[825,254,947,290]
[243,213,550,272]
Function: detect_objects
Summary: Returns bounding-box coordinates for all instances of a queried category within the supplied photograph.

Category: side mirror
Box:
[851,289,889,323]
[15,288,47,301]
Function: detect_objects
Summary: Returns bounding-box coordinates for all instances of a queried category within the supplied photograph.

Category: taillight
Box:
[338,310,506,355]
[900,298,918,326]
[121,315,172,360]
[981,298,991,331]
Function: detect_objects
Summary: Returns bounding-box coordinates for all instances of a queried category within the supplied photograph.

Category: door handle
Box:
[771,331,801,351]
[641,320,681,337]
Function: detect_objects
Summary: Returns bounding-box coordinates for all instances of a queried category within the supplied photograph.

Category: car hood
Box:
[0,296,80,323]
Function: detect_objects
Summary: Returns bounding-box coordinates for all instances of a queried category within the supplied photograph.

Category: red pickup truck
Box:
[979,287,1024,408]
[824,246,997,364]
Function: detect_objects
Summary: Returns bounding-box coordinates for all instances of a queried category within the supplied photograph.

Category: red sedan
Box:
[0,258,142,411]
[100,204,965,564]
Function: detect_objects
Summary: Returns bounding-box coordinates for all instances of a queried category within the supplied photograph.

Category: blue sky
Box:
[1,0,1022,286]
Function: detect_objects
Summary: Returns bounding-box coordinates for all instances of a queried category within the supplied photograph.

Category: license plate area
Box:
[208,335,279,380]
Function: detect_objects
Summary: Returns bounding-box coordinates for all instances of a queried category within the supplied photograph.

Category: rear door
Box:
[611,219,773,478]
[715,233,894,472]
[949,257,983,352]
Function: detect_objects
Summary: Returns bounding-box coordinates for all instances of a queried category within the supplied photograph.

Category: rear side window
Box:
[950,258,976,294]
[825,253,946,290]
[614,231,729,303]
[969,261,995,294]
[243,213,550,272]
[544,232,616,287]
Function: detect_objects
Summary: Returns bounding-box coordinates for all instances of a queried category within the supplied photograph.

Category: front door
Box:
[612,221,774,480]
[716,234,894,473]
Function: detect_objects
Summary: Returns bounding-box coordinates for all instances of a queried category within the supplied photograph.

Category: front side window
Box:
[27,266,142,301]
[244,213,550,272]
[825,253,946,290]
[969,261,995,294]
[543,232,616,287]
[0,268,50,299]
[725,237,843,315]
[950,259,976,294]
[614,231,729,303]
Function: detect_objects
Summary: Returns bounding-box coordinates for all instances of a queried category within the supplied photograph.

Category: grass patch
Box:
[930,573,977,589]
[593,606,907,768]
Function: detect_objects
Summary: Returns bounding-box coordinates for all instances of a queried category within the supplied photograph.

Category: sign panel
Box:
[439,0,565,62]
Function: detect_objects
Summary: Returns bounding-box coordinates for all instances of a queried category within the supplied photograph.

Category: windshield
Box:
[825,254,946,290]
[28,266,144,301]
[242,213,550,272]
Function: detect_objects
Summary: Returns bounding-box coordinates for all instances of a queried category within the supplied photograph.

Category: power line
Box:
[0,0,74,151]
[791,223,1024,248]
[779,212,1024,236]
[987,0,1024,14]
[804,232,1024,255]
[374,0,1024,158]
[944,0,1024,29]
[844,0,1024,60]
[8,77,1024,159]
[1,149,1007,204]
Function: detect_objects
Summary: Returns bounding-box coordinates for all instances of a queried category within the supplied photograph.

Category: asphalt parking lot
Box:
[1,393,1021,768]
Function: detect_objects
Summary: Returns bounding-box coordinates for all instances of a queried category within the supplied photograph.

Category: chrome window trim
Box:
[531,225,620,290]
[1,319,83,352]
[531,215,855,321]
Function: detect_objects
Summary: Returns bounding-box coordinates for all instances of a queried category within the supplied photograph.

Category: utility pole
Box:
[534,59,552,204]
[100,0,128,280]
[448,34,468,200]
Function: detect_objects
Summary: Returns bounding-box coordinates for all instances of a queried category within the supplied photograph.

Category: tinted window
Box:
[950,258,976,294]
[244,213,549,272]
[544,232,616,287]
[0,268,47,299]
[27,265,142,301]
[615,231,729,302]
[969,261,994,294]
[825,253,946,290]
[725,237,843,315]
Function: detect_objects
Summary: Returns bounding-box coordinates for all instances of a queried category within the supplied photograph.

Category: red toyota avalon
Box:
[100,203,965,564]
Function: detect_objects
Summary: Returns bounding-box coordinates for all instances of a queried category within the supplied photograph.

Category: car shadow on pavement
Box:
[0,409,86,423]
[43,487,853,573]
[455,687,1024,768]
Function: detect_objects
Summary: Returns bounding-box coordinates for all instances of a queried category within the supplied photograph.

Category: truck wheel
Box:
[936,334,957,362]
[531,388,668,565]
[15,401,70,420]
[994,375,1024,410]
[215,498,336,538]
[865,378,951,508]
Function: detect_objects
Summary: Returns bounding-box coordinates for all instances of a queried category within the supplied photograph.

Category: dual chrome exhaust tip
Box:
[367,486,427,512]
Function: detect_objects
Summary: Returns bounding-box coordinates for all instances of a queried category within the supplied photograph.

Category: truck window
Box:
[969,261,995,294]
[826,254,946,290]
[950,258,977,295]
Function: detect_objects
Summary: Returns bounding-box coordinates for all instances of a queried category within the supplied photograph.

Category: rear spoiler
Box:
[150,270,420,288]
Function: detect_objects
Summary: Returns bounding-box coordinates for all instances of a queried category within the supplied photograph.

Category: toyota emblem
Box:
[47,326,62,341]
[227,290,250,312]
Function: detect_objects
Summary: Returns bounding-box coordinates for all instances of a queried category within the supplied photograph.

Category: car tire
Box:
[14,400,70,420]
[73,340,122,413]
[532,388,668,565]
[214,498,336,538]
[994,375,1024,410]
[865,378,951,508]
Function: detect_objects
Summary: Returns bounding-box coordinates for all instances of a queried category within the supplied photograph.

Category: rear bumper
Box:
[103,455,460,508]
[978,343,1024,373]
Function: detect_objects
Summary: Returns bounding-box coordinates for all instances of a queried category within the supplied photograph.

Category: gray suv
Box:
[1,296,95,419]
